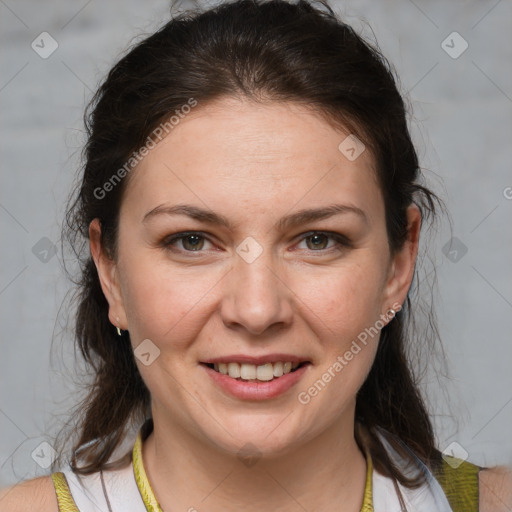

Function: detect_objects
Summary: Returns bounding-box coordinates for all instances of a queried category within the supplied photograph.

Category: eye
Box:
[163,232,214,252]
[296,231,351,252]
[161,230,351,255]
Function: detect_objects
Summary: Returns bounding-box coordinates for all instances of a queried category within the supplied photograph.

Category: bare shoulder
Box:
[479,465,512,512]
[0,475,58,512]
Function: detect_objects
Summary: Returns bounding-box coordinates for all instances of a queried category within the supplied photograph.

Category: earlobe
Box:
[88,218,127,330]
[382,204,422,309]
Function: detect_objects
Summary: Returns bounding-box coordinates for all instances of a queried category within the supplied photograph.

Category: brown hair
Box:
[54,0,447,495]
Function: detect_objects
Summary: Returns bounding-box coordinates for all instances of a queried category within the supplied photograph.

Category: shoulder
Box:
[479,465,512,512]
[0,475,58,512]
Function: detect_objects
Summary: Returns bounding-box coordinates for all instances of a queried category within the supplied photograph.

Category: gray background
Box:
[1,0,511,488]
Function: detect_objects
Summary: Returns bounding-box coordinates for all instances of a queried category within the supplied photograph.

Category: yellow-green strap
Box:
[433,456,481,512]
[133,430,164,512]
[360,450,374,512]
[51,472,80,512]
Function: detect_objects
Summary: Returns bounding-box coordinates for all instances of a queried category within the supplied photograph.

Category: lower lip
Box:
[201,363,311,400]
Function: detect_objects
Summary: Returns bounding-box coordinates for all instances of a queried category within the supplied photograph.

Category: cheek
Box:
[295,256,387,335]
[291,253,385,397]
[119,252,222,345]
[295,266,382,416]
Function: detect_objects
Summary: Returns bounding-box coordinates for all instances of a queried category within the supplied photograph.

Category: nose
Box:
[219,246,294,336]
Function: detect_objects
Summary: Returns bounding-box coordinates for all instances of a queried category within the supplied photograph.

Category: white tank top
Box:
[60,463,145,511]
[52,425,460,511]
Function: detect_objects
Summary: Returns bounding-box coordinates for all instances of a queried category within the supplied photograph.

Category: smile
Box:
[205,361,306,382]
[200,354,312,400]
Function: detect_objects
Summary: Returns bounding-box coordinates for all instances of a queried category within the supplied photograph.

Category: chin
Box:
[199,412,315,460]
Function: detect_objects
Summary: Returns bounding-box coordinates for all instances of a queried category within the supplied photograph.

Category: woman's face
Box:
[91,97,419,458]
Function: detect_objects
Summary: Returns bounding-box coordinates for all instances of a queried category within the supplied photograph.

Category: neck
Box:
[142,409,367,512]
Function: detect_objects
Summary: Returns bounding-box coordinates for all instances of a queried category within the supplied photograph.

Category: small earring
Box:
[385,308,396,321]
[115,316,123,336]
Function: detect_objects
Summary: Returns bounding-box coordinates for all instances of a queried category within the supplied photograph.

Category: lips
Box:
[201,361,311,400]
[199,353,311,399]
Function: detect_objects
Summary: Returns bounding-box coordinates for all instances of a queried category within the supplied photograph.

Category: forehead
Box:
[121,98,384,228]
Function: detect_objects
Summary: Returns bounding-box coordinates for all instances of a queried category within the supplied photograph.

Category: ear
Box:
[381,204,421,312]
[89,218,128,331]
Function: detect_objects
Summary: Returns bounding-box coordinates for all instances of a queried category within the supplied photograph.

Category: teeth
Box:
[240,363,256,380]
[210,361,303,381]
[227,362,241,378]
[256,363,274,381]
[273,361,283,377]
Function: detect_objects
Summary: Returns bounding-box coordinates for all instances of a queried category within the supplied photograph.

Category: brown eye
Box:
[298,232,350,252]
[305,233,329,250]
[163,232,213,252]
[181,234,205,251]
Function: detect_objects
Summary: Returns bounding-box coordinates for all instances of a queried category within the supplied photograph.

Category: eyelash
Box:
[161,231,351,255]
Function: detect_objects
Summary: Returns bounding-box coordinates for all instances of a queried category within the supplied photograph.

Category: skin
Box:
[2,97,510,512]
[88,97,421,511]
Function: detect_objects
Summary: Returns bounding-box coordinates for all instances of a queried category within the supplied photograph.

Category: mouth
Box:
[201,360,311,383]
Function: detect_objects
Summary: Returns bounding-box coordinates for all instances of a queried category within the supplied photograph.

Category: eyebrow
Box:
[142,203,369,230]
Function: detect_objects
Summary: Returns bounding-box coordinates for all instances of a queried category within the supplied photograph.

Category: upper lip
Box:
[201,354,310,365]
